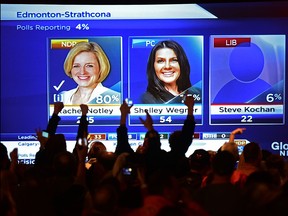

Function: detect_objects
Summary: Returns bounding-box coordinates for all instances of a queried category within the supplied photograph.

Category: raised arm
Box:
[176,94,196,154]
[76,104,89,141]
[115,100,134,155]
[36,102,64,151]
[139,109,154,132]
[184,94,195,120]
[183,94,196,136]
[139,109,162,154]
[46,102,64,135]
[72,104,89,163]
[75,142,88,185]
[229,128,246,143]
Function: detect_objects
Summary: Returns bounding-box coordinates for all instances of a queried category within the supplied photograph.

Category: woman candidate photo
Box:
[141,40,201,104]
[61,41,120,105]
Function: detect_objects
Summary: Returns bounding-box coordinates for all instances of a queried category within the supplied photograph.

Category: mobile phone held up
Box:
[42,130,49,138]
[77,137,88,146]
[125,98,133,107]
[122,167,133,175]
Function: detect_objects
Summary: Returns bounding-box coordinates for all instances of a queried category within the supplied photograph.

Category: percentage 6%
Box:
[76,23,90,30]
[266,93,282,103]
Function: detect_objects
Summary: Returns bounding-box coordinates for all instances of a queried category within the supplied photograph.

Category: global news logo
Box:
[271,141,288,156]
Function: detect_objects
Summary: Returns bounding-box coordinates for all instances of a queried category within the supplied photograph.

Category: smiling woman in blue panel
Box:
[141,40,201,104]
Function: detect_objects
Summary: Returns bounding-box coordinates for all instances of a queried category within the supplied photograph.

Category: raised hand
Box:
[139,109,154,131]
[229,128,246,143]
[35,127,48,149]
[120,100,133,125]
[231,128,246,135]
[53,102,64,115]
[80,104,88,115]
[184,93,195,108]
[120,100,133,115]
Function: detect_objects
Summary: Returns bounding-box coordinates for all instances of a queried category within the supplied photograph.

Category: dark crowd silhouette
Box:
[1,97,288,216]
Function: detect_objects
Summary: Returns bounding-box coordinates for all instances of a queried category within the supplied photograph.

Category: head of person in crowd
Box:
[53,151,77,178]
[243,142,262,165]
[0,143,10,170]
[145,130,162,151]
[144,40,192,102]
[219,141,240,161]
[169,130,190,154]
[97,151,117,172]
[88,141,107,160]
[45,134,67,154]
[34,134,67,175]
[86,141,116,171]
[212,150,237,178]
[189,149,211,175]
[135,130,162,156]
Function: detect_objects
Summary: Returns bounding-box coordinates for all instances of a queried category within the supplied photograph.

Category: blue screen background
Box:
[1,15,287,154]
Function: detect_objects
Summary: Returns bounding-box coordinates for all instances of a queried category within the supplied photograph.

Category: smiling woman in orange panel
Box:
[62,41,120,105]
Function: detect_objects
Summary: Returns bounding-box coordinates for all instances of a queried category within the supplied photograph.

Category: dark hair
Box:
[189,149,211,172]
[243,142,262,163]
[53,151,77,177]
[212,150,236,176]
[146,40,192,102]
[169,130,190,154]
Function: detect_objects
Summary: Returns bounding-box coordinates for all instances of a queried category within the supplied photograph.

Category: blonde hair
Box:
[64,41,110,83]
[221,141,240,161]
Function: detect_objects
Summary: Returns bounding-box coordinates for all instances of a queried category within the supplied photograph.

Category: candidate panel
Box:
[210,35,285,125]
[128,36,203,126]
[48,37,122,126]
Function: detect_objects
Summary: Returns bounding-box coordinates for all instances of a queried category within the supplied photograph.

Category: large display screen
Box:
[1,2,287,164]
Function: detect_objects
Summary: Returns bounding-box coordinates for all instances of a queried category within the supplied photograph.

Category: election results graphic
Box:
[128,36,203,126]
[47,37,122,126]
[210,35,285,125]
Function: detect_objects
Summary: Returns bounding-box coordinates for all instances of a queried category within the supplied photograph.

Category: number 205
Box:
[76,116,94,124]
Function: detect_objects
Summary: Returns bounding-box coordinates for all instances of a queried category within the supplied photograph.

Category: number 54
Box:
[160,116,172,123]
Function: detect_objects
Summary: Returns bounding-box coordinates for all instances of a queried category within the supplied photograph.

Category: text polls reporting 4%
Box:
[76,24,90,30]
